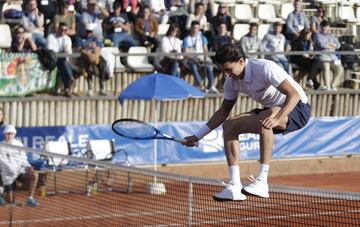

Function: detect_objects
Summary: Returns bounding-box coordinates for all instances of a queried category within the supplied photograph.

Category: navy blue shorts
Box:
[251,101,311,135]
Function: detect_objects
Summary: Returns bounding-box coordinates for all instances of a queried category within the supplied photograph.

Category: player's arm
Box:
[183,98,237,146]
[262,79,300,129]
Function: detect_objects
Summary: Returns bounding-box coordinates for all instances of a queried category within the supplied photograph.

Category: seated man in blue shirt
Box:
[313,20,344,91]
[286,0,309,41]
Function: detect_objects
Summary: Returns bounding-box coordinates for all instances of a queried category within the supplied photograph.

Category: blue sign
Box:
[7,117,360,165]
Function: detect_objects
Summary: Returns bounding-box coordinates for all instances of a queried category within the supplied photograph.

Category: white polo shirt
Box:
[224,58,308,107]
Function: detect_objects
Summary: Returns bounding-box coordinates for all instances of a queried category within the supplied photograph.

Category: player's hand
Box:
[182,135,199,147]
[260,117,280,130]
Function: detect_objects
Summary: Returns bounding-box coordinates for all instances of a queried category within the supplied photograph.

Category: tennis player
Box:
[182,43,311,201]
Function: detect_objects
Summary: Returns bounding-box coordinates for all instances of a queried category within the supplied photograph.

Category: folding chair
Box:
[86,139,131,193]
[44,141,71,195]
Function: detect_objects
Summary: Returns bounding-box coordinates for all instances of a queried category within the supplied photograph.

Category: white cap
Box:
[3,124,17,135]
[86,23,97,31]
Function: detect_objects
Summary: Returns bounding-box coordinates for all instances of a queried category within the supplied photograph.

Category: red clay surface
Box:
[0,170,359,226]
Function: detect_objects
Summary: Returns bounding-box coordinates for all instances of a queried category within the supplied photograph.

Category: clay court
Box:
[0,163,359,226]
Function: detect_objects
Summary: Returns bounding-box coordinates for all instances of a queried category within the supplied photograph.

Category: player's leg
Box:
[213,112,261,201]
[243,107,287,198]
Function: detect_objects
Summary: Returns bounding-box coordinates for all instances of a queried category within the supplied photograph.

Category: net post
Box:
[188,177,193,227]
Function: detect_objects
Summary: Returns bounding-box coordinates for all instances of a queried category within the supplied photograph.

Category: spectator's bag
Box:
[37,49,57,71]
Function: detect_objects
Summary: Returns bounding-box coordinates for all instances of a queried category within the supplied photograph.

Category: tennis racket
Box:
[112,119,199,146]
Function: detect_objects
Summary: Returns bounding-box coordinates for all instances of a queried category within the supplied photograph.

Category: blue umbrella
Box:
[118,72,205,184]
[118,72,204,103]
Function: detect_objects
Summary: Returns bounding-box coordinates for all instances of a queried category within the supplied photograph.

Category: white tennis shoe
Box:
[243,176,269,198]
[213,181,247,201]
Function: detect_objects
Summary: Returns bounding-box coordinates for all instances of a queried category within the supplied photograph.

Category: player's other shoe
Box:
[213,181,247,201]
[0,195,5,206]
[243,176,269,198]
[26,197,39,207]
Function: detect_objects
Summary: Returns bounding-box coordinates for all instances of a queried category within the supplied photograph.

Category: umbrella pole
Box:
[146,100,166,195]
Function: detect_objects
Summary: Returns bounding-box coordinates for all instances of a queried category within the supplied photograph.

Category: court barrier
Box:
[0,143,359,226]
[0,90,359,127]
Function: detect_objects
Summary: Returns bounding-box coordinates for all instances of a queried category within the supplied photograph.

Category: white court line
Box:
[1,198,358,226]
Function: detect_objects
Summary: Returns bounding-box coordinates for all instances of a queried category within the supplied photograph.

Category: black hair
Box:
[214,43,246,64]
[59,22,68,27]
[249,23,258,29]
[320,20,330,27]
[191,20,200,27]
[166,23,179,37]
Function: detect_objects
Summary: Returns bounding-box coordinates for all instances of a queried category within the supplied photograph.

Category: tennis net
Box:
[0,143,359,226]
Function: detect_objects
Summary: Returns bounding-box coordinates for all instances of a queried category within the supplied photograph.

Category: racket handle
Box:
[173,138,199,147]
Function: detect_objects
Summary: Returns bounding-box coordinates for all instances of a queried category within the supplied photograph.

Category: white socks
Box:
[257,164,270,183]
[229,165,242,186]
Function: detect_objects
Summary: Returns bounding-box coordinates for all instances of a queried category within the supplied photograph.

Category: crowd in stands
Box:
[0,0,358,97]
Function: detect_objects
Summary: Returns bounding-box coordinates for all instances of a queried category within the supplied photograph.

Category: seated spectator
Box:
[134,5,159,53]
[313,20,344,91]
[0,125,38,207]
[22,0,47,49]
[80,0,109,40]
[103,1,137,50]
[186,2,208,32]
[212,3,232,35]
[121,0,139,24]
[310,6,326,33]
[36,0,57,24]
[160,23,183,77]
[47,22,75,97]
[188,0,215,22]
[183,21,218,93]
[11,25,37,53]
[79,24,107,96]
[286,0,309,42]
[262,22,291,75]
[53,0,80,49]
[290,28,320,89]
[212,22,232,52]
[240,23,261,58]
[147,0,169,24]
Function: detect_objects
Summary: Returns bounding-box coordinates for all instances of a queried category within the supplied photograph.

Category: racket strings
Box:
[113,121,157,139]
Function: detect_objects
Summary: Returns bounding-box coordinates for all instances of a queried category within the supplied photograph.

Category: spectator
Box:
[183,21,218,93]
[80,0,109,40]
[160,23,183,77]
[103,1,137,50]
[22,0,47,49]
[240,23,261,58]
[47,22,74,97]
[290,28,320,89]
[286,0,309,41]
[313,20,344,91]
[134,5,159,52]
[212,3,232,35]
[79,24,107,96]
[121,0,139,23]
[36,0,57,25]
[188,0,215,21]
[310,6,326,33]
[53,1,80,49]
[262,22,291,75]
[186,2,208,31]
[0,125,39,207]
[11,25,37,53]
[212,22,232,52]
[147,0,169,24]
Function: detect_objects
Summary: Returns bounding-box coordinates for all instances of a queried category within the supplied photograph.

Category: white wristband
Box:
[194,124,212,140]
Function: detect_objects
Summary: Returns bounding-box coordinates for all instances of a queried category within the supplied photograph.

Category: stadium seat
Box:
[45,141,71,167]
[87,139,115,161]
[234,4,259,23]
[259,0,281,5]
[339,6,360,23]
[157,24,170,39]
[281,2,294,20]
[258,23,271,40]
[232,24,250,41]
[0,24,12,49]
[257,4,283,23]
[127,46,155,72]
[100,47,126,74]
